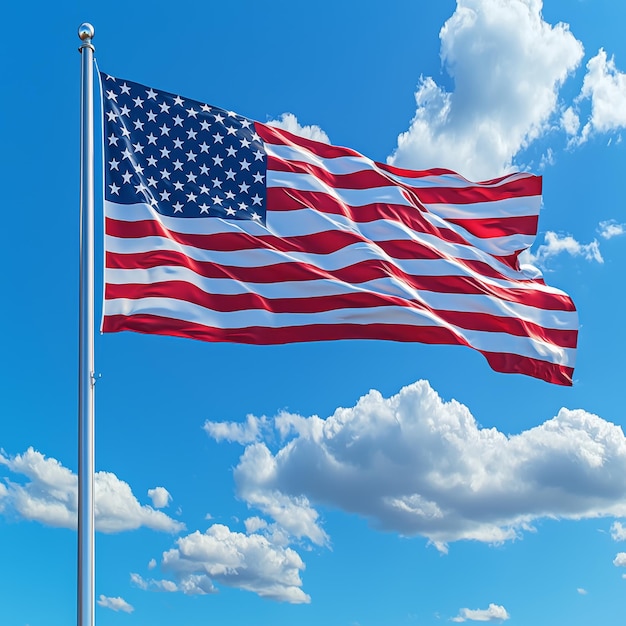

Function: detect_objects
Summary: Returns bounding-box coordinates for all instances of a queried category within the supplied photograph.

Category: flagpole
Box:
[78,22,96,626]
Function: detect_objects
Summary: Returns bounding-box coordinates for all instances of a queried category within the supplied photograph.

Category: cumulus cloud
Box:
[611,522,626,542]
[577,587,587,595]
[521,231,603,267]
[452,603,510,622]
[150,524,310,603]
[0,448,184,533]
[613,552,626,567]
[97,595,134,613]
[208,380,626,550]
[577,49,626,142]
[387,0,583,179]
[266,113,330,144]
[598,220,626,240]
[204,414,269,444]
[148,487,172,509]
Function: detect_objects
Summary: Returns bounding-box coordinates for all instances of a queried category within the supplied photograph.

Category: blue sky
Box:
[2,0,626,624]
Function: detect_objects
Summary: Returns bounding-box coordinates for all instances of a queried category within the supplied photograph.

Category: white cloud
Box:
[521,231,603,267]
[204,414,268,444]
[266,113,330,144]
[577,49,626,141]
[159,524,310,603]
[598,220,626,240]
[614,552,626,567]
[210,380,626,549]
[148,486,172,509]
[0,448,184,533]
[148,558,157,569]
[577,587,588,595]
[131,572,181,593]
[611,522,626,542]
[561,107,580,136]
[97,595,134,613]
[387,0,583,180]
[452,603,510,622]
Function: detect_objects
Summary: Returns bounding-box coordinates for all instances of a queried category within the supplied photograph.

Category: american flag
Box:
[100,73,578,386]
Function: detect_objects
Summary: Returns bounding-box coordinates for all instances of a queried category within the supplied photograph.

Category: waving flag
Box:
[100,72,578,385]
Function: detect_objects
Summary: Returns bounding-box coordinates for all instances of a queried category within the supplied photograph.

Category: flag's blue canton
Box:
[101,74,267,224]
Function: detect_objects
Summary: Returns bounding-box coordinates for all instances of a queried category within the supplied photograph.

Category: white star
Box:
[160,168,171,180]
[172,159,184,171]
[146,110,158,122]
[212,155,224,167]
[108,134,119,146]
[227,110,237,117]
[224,206,236,216]
[251,132,260,142]
[133,162,144,175]
[120,83,131,95]
[186,150,197,162]
[199,203,210,214]
[237,202,248,211]
[225,169,236,181]
[201,104,212,113]
[146,133,158,145]
[122,171,133,184]
[251,193,263,206]
[160,189,171,201]
[173,114,184,127]
[159,124,171,136]
[212,195,223,205]
[214,113,225,124]
[211,177,223,188]
[106,111,117,122]
[146,88,158,100]
[160,146,171,159]
[132,142,144,154]
[133,96,144,108]
[187,107,198,118]
[240,137,251,149]
[239,181,250,194]
[147,176,158,187]
[173,180,184,191]
[199,142,210,153]
[105,89,118,102]
[239,159,251,171]
[186,191,198,203]
[253,172,265,183]
[187,128,198,140]
[109,158,120,170]
[251,212,261,221]
[199,184,210,194]
[120,126,131,138]
[225,126,237,136]
[199,164,210,175]
[253,149,264,161]
[200,120,211,131]
[121,148,133,160]
[109,182,120,195]
[226,146,237,157]
[173,95,185,107]
[173,138,184,149]
[133,119,145,131]
[119,104,131,117]
[147,156,158,167]
[159,102,171,114]
[240,119,251,129]
[186,172,197,183]
[213,132,224,144]
[134,182,146,194]
[225,190,236,200]
[173,202,184,213]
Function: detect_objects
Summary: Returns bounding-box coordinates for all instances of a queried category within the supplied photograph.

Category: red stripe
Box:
[105,249,576,312]
[104,281,578,348]
[101,314,573,386]
[267,155,542,206]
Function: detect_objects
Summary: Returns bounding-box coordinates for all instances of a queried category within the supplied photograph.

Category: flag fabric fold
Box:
[100,72,578,385]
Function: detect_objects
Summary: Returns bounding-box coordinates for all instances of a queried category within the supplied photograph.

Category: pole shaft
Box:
[78,23,95,626]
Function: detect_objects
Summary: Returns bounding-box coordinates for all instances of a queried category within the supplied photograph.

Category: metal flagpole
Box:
[78,22,96,626]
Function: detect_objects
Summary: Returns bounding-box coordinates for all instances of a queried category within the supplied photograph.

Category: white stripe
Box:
[105,266,578,329]
[104,297,576,367]
[266,143,537,191]
[105,201,543,284]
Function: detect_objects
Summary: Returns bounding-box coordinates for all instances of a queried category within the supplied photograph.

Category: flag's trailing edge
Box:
[100,73,578,386]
